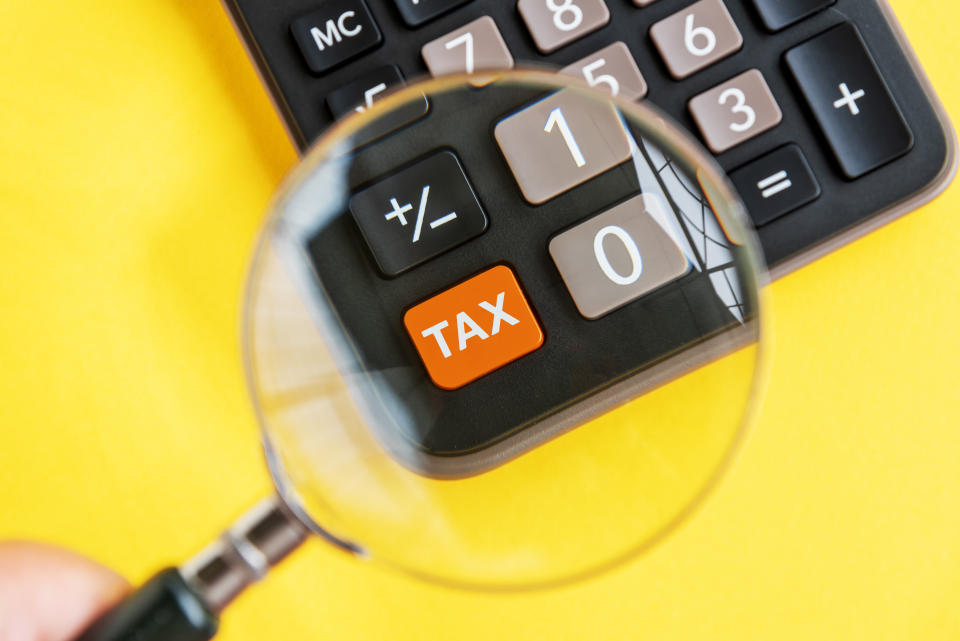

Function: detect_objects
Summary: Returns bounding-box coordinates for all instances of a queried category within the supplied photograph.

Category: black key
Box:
[291,0,382,75]
[392,0,474,28]
[326,65,405,118]
[730,144,821,226]
[785,23,913,179]
[749,0,835,32]
[350,151,488,276]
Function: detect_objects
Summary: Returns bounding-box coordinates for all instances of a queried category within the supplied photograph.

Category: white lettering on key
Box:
[338,11,362,37]
[310,11,361,51]
[422,321,452,358]
[385,198,412,226]
[456,312,489,351]
[355,83,387,113]
[833,82,866,116]
[477,292,519,335]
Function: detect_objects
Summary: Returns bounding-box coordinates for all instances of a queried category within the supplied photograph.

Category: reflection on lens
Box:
[245,71,766,589]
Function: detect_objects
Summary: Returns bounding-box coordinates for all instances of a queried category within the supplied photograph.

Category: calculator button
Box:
[392,0,473,27]
[290,0,382,75]
[649,0,743,80]
[688,69,782,153]
[421,16,514,78]
[749,0,835,32]
[549,194,690,319]
[560,42,648,101]
[785,23,913,179]
[517,0,611,54]
[632,0,658,6]
[326,65,404,118]
[730,144,821,226]
[494,89,632,204]
[404,265,544,390]
[349,151,487,276]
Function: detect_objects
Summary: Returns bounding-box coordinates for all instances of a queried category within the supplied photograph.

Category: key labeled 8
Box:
[518,0,611,54]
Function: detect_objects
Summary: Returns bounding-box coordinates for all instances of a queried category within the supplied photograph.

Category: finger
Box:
[0,541,129,641]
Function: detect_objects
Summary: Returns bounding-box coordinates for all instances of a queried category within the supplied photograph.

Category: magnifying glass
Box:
[75,70,767,641]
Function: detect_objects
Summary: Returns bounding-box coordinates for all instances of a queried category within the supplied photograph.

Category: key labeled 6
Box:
[404,266,544,390]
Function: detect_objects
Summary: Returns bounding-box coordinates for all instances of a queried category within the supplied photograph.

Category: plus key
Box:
[785,23,913,179]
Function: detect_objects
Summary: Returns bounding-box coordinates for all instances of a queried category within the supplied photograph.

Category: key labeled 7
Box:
[404,266,544,390]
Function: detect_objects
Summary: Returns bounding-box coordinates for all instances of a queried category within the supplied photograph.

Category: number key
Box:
[517,0,611,54]
[649,0,742,80]
[560,42,648,101]
[421,16,514,77]
[494,89,632,204]
[549,194,690,319]
[688,69,782,153]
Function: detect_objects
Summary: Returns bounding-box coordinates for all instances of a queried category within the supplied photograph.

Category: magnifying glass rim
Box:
[241,69,772,591]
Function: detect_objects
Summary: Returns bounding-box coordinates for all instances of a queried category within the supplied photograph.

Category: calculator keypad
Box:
[421,16,514,77]
[517,0,611,54]
[688,69,782,154]
[785,22,914,179]
[560,42,648,101]
[403,265,544,390]
[649,0,743,80]
[494,89,632,204]
[349,150,488,277]
[549,194,690,319]
[290,0,382,75]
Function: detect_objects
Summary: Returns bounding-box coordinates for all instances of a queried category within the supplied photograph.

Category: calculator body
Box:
[229,0,954,476]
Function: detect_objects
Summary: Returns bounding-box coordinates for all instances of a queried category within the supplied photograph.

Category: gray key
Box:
[421,16,514,77]
[549,194,690,319]
[688,69,782,153]
[560,42,648,101]
[494,89,632,205]
[517,0,610,54]
[649,0,743,79]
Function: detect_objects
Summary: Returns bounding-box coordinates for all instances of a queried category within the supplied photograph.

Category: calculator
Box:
[230,0,953,476]
[224,0,955,272]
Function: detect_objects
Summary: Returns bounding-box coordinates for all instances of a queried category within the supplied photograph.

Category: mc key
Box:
[349,150,488,277]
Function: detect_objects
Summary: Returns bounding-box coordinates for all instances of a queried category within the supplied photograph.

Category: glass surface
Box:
[243,71,768,589]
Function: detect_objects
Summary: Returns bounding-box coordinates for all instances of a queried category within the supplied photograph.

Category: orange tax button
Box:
[404,265,544,390]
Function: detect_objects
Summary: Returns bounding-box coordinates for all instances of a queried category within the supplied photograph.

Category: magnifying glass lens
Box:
[244,72,766,589]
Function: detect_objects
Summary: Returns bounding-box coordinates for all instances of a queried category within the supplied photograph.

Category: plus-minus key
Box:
[785,22,913,179]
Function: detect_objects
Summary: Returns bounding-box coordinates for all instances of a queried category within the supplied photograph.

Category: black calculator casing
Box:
[226,0,955,476]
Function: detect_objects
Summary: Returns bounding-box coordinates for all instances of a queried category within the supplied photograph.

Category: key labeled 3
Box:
[404,266,544,390]
[549,194,690,319]
[689,69,782,153]
[349,151,487,276]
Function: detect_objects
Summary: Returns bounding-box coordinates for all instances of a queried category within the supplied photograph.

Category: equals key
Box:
[731,144,821,226]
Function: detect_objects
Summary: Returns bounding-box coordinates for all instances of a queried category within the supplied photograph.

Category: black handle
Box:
[74,568,218,641]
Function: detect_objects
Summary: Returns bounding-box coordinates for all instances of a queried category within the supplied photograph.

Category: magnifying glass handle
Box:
[73,498,308,641]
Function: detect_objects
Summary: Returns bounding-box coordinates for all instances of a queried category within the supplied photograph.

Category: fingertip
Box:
[0,541,130,641]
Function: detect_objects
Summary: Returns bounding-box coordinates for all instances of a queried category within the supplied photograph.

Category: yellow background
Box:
[1,1,959,638]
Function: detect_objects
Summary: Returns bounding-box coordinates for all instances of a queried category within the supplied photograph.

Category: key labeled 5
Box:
[403,266,544,390]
